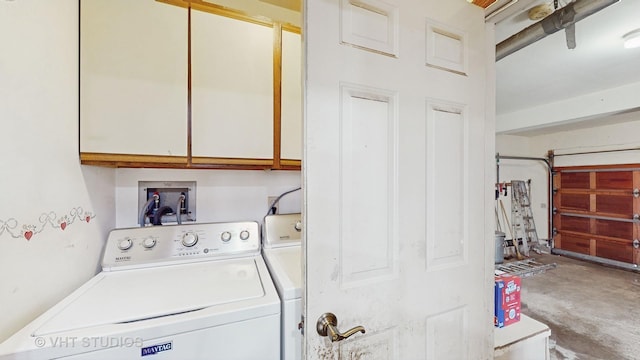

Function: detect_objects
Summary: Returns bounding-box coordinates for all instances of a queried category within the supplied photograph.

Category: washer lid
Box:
[263,246,301,300]
[34,258,265,336]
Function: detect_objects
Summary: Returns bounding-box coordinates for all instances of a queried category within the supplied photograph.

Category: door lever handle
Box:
[316,312,365,342]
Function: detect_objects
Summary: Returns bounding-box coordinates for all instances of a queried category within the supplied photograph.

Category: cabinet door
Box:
[191,10,274,161]
[280,29,302,161]
[80,0,188,158]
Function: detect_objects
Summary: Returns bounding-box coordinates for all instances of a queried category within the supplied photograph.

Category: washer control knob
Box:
[240,230,250,240]
[294,220,302,232]
[221,231,232,242]
[142,237,157,249]
[118,237,133,251]
[182,232,198,247]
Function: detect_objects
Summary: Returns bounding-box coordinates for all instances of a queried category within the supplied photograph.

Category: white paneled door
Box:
[303,0,494,359]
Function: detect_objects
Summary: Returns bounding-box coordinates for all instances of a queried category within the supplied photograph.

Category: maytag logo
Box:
[115,256,131,262]
[141,342,172,357]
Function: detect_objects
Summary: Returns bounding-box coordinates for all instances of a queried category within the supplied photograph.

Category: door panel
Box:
[596,171,633,189]
[339,85,397,285]
[595,194,633,215]
[559,193,590,212]
[596,240,634,263]
[560,172,590,189]
[281,30,303,160]
[558,233,591,255]
[426,100,467,269]
[560,215,590,233]
[553,168,640,266]
[303,0,491,358]
[80,0,187,157]
[191,10,274,159]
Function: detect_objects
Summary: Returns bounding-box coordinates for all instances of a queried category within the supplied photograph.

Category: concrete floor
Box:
[519,253,640,360]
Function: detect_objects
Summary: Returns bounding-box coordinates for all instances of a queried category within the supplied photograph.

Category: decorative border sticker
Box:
[0,207,96,241]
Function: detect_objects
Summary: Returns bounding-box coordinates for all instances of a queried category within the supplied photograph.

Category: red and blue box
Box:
[494,273,521,328]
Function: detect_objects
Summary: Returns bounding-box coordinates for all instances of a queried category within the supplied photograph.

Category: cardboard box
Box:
[494,274,521,328]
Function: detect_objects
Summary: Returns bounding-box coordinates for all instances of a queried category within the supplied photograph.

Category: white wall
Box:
[0,0,302,345]
[0,0,115,342]
[495,135,551,241]
[115,169,302,228]
[496,118,640,245]
[531,119,640,167]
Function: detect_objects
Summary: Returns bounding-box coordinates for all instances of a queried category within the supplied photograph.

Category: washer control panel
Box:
[102,221,260,270]
[263,213,302,248]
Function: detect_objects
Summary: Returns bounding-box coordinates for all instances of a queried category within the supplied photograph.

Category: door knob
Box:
[316,312,365,342]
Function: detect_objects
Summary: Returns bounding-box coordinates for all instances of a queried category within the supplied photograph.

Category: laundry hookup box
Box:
[494,273,521,328]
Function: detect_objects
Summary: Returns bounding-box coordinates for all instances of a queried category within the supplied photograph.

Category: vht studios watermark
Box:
[34,336,144,348]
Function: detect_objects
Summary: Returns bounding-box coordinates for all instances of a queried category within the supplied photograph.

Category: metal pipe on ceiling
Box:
[496,0,620,61]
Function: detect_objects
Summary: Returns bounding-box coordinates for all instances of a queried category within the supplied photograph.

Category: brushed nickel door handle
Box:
[316,312,365,342]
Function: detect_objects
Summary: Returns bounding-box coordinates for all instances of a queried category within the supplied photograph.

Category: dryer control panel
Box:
[263,213,302,249]
[102,221,260,271]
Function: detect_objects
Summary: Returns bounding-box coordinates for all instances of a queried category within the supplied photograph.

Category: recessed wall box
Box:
[138,181,196,226]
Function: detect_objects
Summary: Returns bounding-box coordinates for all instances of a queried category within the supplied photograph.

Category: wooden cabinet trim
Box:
[80,152,188,166]
[157,0,276,28]
[273,23,283,169]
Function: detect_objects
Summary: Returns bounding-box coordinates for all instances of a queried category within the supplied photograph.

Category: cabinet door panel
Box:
[280,30,302,161]
[80,0,187,156]
[191,11,274,159]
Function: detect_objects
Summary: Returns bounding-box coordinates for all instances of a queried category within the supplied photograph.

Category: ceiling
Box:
[492,0,640,135]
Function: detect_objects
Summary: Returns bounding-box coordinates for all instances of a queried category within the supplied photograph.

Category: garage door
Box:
[553,166,640,266]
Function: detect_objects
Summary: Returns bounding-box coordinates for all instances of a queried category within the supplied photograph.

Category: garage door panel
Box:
[560,172,590,189]
[554,167,640,266]
[559,215,589,233]
[596,171,633,190]
[558,233,590,255]
[594,219,633,239]
[595,194,633,216]
[559,193,590,212]
[596,240,633,263]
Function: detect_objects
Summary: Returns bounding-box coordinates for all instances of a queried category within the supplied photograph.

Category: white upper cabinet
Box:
[191,10,274,160]
[280,30,302,161]
[80,0,188,158]
[79,0,301,168]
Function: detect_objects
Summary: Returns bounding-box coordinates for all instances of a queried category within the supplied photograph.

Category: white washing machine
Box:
[0,221,280,360]
[262,213,302,360]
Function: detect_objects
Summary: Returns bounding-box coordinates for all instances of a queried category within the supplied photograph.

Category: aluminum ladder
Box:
[511,180,540,256]
[495,259,557,278]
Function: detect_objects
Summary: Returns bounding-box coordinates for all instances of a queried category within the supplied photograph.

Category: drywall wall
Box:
[0,0,303,346]
[496,118,640,247]
[115,169,302,228]
[0,0,115,343]
[530,119,640,167]
[495,135,551,242]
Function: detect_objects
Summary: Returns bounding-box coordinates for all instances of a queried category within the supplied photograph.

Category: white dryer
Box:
[0,221,280,360]
[262,213,302,360]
